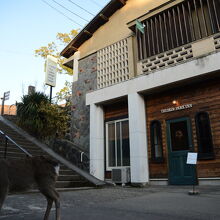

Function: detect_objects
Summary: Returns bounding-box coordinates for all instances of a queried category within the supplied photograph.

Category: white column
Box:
[89,103,105,180]
[128,93,149,184]
[73,51,80,82]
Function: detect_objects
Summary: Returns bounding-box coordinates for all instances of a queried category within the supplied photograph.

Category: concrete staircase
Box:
[0,118,96,190]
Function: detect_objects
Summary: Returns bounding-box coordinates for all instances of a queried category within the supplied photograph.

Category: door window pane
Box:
[116,122,122,166]
[170,121,189,151]
[121,120,130,166]
[108,123,116,167]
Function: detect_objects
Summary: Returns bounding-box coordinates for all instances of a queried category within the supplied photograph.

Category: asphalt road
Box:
[1,185,220,220]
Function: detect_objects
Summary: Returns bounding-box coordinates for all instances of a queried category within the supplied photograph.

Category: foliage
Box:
[35,29,78,76]
[55,81,72,103]
[17,92,49,122]
[56,29,79,45]
[17,92,69,139]
[38,103,69,138]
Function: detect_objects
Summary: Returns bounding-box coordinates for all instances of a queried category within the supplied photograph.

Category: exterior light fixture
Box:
[172,100,179,105]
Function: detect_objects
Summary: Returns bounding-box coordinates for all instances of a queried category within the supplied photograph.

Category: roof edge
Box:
[61,0,127,58]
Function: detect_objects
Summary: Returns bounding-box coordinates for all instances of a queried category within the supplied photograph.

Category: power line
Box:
[66,0,95,16]
[41,0,84,27]
[51,0,89,22]
[0,50,33,56]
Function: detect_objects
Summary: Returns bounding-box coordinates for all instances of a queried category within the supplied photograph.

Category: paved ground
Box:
[1,185,220,220]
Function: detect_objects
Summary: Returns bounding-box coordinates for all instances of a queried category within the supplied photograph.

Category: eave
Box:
[61,0,127,58]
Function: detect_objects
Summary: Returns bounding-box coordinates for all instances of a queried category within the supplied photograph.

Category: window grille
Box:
[136,0,220,60]
[97,38,131,89]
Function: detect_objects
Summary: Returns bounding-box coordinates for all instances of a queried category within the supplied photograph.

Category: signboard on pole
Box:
[186,153,198,165]
[45,55,57,87]
[4,91,10,101]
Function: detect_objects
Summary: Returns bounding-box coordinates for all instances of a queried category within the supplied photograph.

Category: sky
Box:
[0,0,110,105]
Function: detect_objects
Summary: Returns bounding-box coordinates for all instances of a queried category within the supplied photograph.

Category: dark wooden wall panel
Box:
[146,78,220,178]
[104,100,128,120]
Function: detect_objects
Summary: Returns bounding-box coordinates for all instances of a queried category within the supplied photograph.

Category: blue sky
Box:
[0,0,109,105]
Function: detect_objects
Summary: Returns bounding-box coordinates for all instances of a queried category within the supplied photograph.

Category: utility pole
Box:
[1,95,5,115]
[49,85,53,103]
[1,91,10,115]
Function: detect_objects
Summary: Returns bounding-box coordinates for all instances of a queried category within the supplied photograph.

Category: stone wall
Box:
[51,139,89,171]
[71,53,97,152]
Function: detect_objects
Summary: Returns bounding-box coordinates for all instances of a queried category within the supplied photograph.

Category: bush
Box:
[17,92,68,139]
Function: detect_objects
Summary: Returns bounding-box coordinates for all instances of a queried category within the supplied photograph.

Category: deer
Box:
[0,156,61,220]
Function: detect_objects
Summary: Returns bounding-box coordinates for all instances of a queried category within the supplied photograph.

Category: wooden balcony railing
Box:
[136,0,220,60]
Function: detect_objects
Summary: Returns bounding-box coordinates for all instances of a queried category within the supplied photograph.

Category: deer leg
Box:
[40,187,60,220]
[0,186,8,213]
[44,198,53,220]
[53,189,60,220]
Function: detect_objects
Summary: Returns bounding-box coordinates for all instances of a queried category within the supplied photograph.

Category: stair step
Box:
[0,155,27,160]
[0,146,27,153]
[10,141,38,147]
[60,165,72,170]
[0,151,46,158]
[55,180,91,188]
[2,136,32,143]
[0,151,28,157]
[58,175,82,181]
[59,169,76,175]
[12,148,42,154]
[0,145,45,153]
[1,143,43,151]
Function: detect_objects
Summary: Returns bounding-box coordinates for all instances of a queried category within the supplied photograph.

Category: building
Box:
[0,105,17,115]
[61,0,220,185]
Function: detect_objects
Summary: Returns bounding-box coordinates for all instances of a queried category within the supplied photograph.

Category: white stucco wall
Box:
[86,52,220,105]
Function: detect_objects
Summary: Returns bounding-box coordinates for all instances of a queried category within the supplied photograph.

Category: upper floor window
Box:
[136,0,220,60]
[150,120,163,162]
[195,112,214,159]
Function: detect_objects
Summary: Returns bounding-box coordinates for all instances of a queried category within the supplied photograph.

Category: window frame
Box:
[150,120,164,163]
[195,111,215,160]
[105,118,130,171]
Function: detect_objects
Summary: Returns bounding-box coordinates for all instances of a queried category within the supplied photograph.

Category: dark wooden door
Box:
[167,117,197,185]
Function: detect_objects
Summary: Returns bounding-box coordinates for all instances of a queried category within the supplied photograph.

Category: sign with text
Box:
[4,91,10,101]
[186,153,198,165]
[45,55,57,87]
[161,104,193,113]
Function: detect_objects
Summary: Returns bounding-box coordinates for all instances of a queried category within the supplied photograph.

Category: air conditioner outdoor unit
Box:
[112,167,131,184]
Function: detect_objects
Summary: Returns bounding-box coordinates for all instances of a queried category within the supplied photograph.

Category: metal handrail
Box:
[0,129,32,158]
